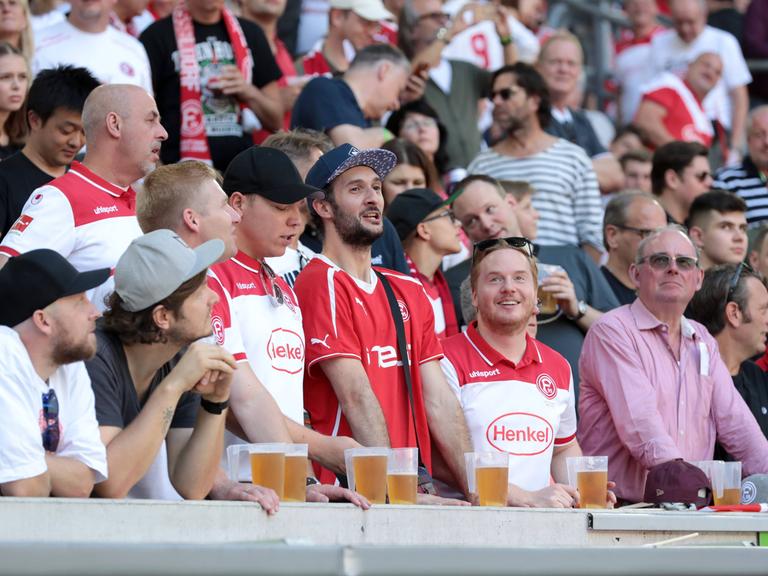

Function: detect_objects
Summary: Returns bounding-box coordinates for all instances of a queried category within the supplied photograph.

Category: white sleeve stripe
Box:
[417,353,444,365]
[330,406,342,438]
[326,267,337,339]
[306,352,362,377]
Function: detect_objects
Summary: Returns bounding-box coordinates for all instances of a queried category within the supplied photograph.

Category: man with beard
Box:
[0,84,168,311]
[86,230,238,499]
[467,63,603,262]
[294,144,472,499]
[440,239,614,508]
[0,250,109,497]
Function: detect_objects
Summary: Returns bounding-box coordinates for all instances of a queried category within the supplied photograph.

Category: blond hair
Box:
[138,162,221,233]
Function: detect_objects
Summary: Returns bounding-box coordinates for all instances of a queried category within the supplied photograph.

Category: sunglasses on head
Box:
[259,261,285,308]
[616,224,657,239]
[42,389,60,453]
[473,236,534,261]
[637,252,699,271]
[726,260,752,302]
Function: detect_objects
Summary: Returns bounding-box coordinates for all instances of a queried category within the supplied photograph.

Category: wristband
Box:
[306,477,320,486]
[499,35,513,46]
[200,397,229,415]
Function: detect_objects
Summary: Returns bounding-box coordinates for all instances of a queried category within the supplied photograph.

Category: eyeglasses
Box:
[41,389,60,453]
[402,117,437,132]
[637,252,699,271]
[616,224,657,239]
[489,87,521,102]
[726,260,752,302]
[422,209,456,224]
[259,261,285,308]
[417,11,450,23]
[692,170,711,183]
[473,236,534,261]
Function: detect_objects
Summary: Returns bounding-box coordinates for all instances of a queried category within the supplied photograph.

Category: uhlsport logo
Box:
[93,205,118,215]
[211,315,225,345]
[468,368,501,379]
[267,328,304,374]
[536,373,557,400]
[486,412,554,456]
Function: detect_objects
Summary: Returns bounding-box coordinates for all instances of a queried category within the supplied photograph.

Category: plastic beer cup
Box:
[283,443,309,502]
[387,447,418,504]
[467,451,508,506]
[249,443,287,500]
[567,456,608,509]
[345,447,389,504]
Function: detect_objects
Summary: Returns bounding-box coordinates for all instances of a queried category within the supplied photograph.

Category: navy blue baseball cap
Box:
[305,143,397,189]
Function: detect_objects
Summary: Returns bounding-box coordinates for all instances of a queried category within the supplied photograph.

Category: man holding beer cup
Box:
[441,237,615,507]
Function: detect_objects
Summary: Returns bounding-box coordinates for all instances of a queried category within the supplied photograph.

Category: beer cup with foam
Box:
[387,447,418,504]
[249,443,288,499]
[466,451,509,506]
[345,447,389,504]
[283,443,309,502]
[537,263,563,315]
[567,456,608,509]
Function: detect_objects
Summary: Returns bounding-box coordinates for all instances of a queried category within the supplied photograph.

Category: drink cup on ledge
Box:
[466,451,508,507]
[345,447,389,504]
[387,447,418,504]
[567,456,608,509]
[283,443,309,502]
[249,443,288,500]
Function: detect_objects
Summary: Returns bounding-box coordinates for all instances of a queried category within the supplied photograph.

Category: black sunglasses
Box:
[726,260,752,302]
[473,236,534,260]
[42,389,60,453]
[489,87,521,102]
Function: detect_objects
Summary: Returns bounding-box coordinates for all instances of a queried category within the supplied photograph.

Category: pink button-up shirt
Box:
[578,299,768,502]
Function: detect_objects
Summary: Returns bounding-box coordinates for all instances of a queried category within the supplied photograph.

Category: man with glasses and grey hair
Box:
[578,225,768,504]
[601,191,667,305]
[440,237,615,508]
[689,263,768,454]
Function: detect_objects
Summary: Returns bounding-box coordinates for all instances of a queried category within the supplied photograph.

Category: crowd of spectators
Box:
[1,0,768,510]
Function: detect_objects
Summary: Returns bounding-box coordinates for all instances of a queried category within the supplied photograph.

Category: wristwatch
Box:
[566,300,588,321]
[200,397,230,415]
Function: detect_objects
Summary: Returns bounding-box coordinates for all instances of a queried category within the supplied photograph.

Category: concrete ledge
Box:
[0,498,765,548]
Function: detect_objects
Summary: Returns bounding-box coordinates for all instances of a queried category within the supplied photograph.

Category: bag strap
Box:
[375,270,436,495]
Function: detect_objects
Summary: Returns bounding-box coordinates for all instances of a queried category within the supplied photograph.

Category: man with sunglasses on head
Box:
[602,191,668,305]
[0,250,109,497]
[385,188,463,339]
[442,237,616,508]
[689,263,768,455]
[651,140,712,226]
[687,191,748,271]
[578,225,768,504]
[294,143,473,500]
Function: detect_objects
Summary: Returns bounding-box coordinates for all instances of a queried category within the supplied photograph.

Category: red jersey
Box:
[294,255,443,483]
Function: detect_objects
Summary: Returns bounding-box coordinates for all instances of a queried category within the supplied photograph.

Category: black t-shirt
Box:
[85,328,199,430]
[140,15,282,171]
[291,76,368,133]
[715,360,768,460]
[601,265,636,306]
[0,152,55,238]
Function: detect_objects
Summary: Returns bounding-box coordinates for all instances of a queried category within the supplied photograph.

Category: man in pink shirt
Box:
[578,225,768,504]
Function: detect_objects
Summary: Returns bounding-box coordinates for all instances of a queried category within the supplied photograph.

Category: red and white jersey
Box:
[638,72,713,147]
[613,25,666,124]
[294,255,443,483]
[440,323,577,492]
[209,251,305,425]
[0,162,141,310]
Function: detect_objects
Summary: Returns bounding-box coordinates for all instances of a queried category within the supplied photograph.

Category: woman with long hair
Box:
[385,99,450,180]
[0,42,29,159]
[0,0,33,61]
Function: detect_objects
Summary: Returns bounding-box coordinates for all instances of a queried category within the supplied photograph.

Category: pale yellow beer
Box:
[476,466,508,506]
[714,487,741,506]
[387,473,417,504]
[577,470,608,509]
[353,454,388,504]
[283,454,308,502]
[537,287,558,315]
[250,451,285,499]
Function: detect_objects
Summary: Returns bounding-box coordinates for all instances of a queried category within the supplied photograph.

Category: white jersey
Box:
[33,19,153,94]
[0,327,107,485]
[649,25,751,130]
[440,323,577,491]
[0,162,142,311]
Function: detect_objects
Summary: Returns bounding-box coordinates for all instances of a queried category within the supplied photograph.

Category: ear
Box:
[105,111,121,139]
[629,262,640,286]
[31,309,53,336]
[664,168,680,190]
[749,250,760,270]
[694,266,704,291]
[415,221,431,242]
[27,110,43,131]
[604,224,620,251]
[688,225,704,248]
[504,194,518,209]
[471,286,478,311]
[313,196,334,220]
[377,61,392,81]
[152,304,172,332]
[229,192,246,216]
[181,207,200,233]
[724,300,742,328]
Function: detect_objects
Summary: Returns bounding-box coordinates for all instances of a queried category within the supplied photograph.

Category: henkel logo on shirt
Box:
[486,412,554,456]
[10,214,33,234]
[267,328,304,374]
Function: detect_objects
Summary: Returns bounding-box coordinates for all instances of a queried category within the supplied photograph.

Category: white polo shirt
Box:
[0,326,107,485]
[440,323,577,491]
[0,162,143,310]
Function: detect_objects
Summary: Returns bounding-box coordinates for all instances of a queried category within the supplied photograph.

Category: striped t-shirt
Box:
[713,157,768,228]
[467,139,603,248]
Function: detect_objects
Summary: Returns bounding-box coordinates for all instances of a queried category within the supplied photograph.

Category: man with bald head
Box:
[0,84,168,310]
[578,225,768,503]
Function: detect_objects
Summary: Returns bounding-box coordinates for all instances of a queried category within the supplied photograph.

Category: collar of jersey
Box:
[316,253,378,294]
[232,250,263,273]
[465,321,542,369]
[69,161,131,198]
